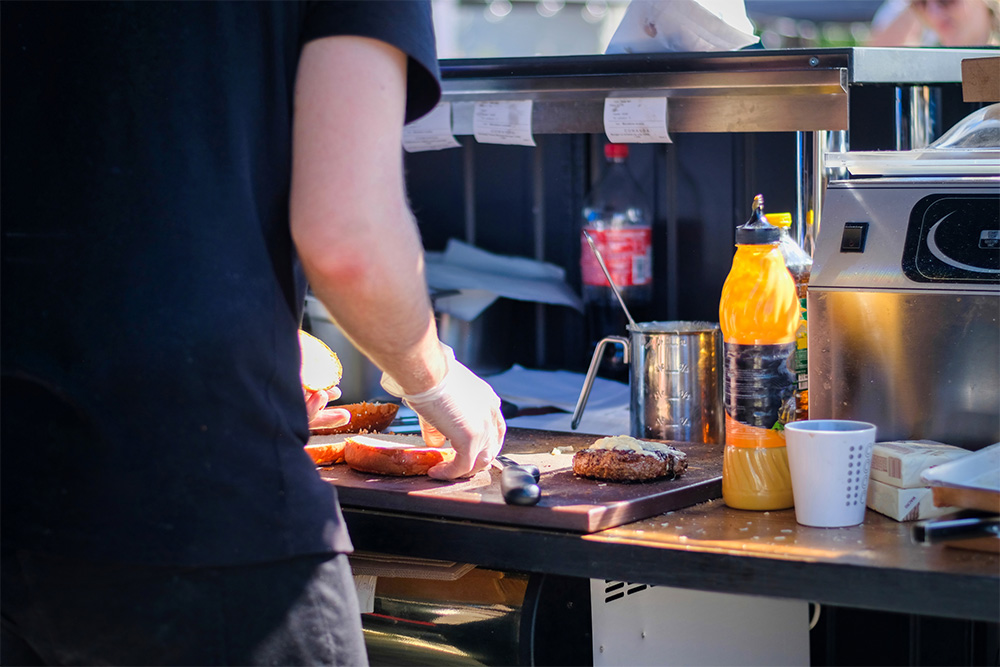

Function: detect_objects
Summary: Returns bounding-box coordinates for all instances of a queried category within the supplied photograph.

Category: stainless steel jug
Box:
[572,321,724,444]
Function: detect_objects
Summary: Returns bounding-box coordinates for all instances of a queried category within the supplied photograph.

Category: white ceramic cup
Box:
[784,420,877,528]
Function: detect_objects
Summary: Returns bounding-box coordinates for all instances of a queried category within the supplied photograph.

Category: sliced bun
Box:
[309,402,399,436]
[344,434,455,476]
[572,435,687,482]
[299,330,342,391]
[304,439,347,466]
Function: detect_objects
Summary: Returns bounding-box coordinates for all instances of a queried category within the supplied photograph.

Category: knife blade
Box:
[496,454,541,506]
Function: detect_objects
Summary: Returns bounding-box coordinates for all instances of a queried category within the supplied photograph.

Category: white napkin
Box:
[426,239,584,321]
[606,0,759,54]
[486,364,631,436]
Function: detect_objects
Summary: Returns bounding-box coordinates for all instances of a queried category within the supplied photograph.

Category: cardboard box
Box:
[869,440,970,489]
[962,57,1000,103]
[866,479,958,522]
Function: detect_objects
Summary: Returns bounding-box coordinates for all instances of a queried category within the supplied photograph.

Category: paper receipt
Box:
[403,102,461,153]
[604,97,671,144]
[473,101,536,146]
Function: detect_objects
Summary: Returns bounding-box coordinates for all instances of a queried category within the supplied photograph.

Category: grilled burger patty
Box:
[572,435,687,482]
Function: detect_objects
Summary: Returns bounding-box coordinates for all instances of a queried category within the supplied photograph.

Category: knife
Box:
[496,454,541,506]
[912,513,999,544]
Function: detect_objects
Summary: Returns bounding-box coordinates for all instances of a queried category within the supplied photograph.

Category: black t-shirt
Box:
[0,1,440,566]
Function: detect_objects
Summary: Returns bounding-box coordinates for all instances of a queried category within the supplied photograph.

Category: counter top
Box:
[340,497,999,622]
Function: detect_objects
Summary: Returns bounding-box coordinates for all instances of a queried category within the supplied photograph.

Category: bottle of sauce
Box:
[719,195,800,510]
[769,212,812,420]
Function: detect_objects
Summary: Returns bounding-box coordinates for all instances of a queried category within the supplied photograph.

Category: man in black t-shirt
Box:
[1,3,505,664]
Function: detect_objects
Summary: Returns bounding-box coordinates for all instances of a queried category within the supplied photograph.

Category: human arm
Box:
[289,36,504,478]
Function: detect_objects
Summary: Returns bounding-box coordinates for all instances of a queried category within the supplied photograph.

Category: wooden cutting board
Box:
[318,428,722,533]
[315,427,722,533]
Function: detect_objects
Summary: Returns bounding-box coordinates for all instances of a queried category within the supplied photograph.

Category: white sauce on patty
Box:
[588,435,685,459]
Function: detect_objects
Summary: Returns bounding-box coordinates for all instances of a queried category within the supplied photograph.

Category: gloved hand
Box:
[381,345,506,480]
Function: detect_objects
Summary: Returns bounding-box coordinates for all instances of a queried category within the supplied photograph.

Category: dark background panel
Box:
[403,81,984,375]
[405,128,806,373]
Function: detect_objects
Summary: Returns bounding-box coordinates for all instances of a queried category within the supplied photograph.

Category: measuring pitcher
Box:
[572,321,724,444]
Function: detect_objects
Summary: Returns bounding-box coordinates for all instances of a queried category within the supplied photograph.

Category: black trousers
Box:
[1,549,368,666]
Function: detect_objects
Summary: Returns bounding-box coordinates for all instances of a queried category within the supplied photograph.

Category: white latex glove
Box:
[381,345,506,480]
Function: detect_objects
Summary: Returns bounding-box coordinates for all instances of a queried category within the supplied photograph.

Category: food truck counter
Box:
[323,430,997,665]
[340,495,998,624]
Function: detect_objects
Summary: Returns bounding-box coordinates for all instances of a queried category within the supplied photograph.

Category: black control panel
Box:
[902,194,1000,284]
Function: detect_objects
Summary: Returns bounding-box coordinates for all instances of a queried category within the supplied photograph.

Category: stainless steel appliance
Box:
[572,321,724,444]
[810,173,999,450]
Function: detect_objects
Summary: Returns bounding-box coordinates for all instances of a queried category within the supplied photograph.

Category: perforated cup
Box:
[784,420,877,528]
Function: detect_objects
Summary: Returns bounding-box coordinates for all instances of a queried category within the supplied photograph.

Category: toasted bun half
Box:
[299,330,342,391]
[310,402,400,436]
[304,436,348,466]
[344,434,455,476]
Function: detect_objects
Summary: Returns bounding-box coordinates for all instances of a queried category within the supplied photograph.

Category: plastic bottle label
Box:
[794,296,808,418]
[723,341,796,446]
[581,227,652,287]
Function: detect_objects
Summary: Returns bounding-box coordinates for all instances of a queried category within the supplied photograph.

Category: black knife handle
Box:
[520,463,541,483]
[912,515,999,544]
[501,466,541,506]
[496,455,540,483]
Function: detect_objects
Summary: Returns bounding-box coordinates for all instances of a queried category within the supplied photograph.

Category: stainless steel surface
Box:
[445,67,848,134]
[898,85,939,150]
[436,311,479,369]
[796,132,810,252]
[849,47,994,84]
[583,230,637,329]
[440,48,993,136]
[810,178,1000,450]
[630,321,723,443]
[811,179,1000,289]
[805,129,850,254]
[363,569,529,666]
[573,321,723,443]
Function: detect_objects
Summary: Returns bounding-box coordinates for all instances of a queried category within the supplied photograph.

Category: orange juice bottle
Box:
[719,195,800,510]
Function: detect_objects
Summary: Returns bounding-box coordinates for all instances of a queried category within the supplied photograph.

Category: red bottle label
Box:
[581,227,652,287]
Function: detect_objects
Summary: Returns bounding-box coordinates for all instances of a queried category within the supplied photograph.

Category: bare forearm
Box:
[290,35,447,395]
[290,32,503,480]
[298,207,447,395]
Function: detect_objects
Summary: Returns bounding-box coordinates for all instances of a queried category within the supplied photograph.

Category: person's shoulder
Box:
[302,1,440,122]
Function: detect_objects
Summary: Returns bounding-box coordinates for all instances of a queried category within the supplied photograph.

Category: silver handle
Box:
[571,335,629,430]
